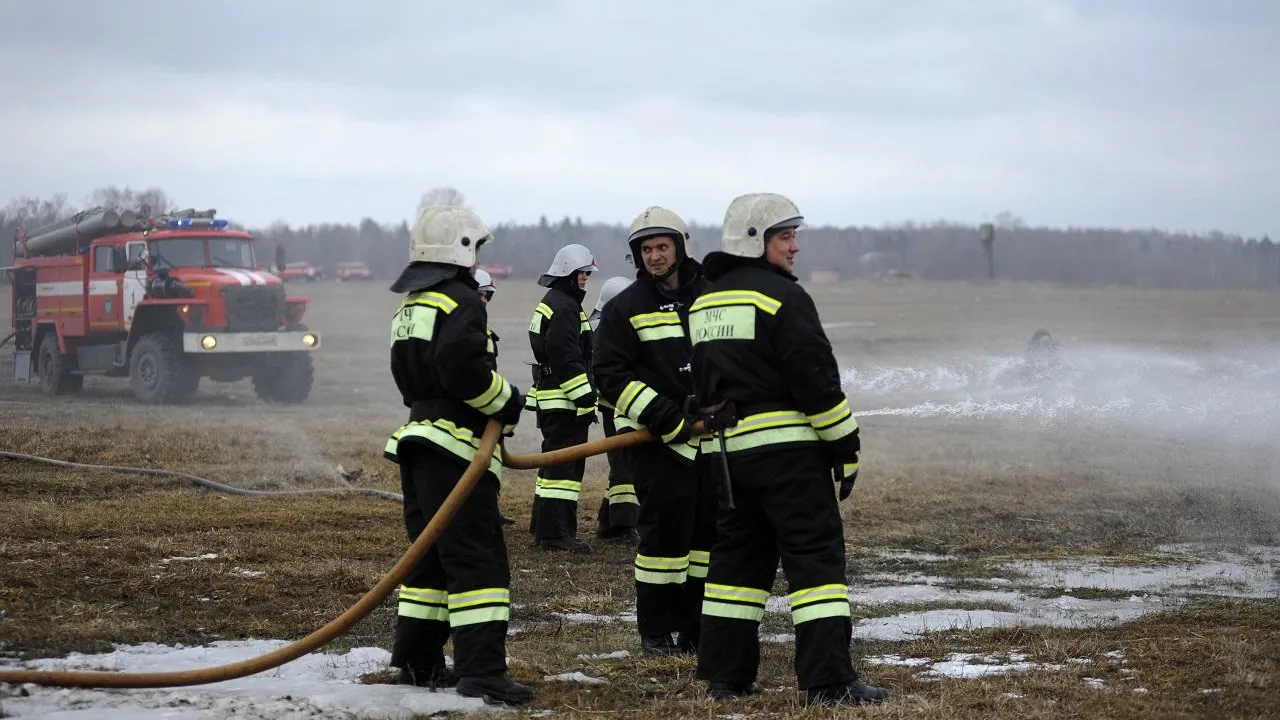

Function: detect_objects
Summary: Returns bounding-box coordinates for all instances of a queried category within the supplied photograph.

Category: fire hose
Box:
[0,420,700,688]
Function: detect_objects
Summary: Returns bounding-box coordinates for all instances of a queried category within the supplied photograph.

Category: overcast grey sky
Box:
[1,0,1276,235]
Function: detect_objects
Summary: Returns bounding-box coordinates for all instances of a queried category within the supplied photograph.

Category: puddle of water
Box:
[549,545,1276,643]
[866,650,1133,683]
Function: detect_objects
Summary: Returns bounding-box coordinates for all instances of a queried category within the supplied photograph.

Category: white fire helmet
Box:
[473,267,497,295]
[720,193,804,259]
[589,276,633,322]
[626,206,691,270]
[409,205,493,268]
[537,243,598,287]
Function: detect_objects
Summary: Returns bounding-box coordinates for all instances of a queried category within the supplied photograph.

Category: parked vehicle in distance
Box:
[6,206,320,405]
[333,261,375,281]
[480,262,512,279]
[279,261,324,282]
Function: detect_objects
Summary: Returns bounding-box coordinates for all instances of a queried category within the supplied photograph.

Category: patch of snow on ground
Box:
[0,639,502,719]
[543,672,606,685]
[576,651,630,661]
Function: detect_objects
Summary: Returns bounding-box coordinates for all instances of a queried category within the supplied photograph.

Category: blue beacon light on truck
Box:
[166,218,230,229]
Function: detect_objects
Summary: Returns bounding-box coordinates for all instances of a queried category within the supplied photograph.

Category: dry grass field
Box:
[2,276,1278,719]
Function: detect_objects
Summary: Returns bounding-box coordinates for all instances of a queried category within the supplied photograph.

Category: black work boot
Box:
[535,537,593,554]
[641,633,679,657]
[806,680,889,706]
[707,680,761,699]
[396,665,456,689]
[674,630,698,655]
[455,671,536,705]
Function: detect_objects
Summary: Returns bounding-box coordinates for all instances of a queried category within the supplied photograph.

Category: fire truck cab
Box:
[7,206,321,404]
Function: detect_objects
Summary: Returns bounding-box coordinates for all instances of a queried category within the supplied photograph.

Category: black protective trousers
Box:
[695,445,858,690]
[633,446,719,640]
[391,443,511,678]
[596,414,641,536]
[529,411,589,542]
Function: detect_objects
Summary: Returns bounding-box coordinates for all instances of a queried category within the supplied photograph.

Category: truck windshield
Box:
[208,238,257,269]
[148,237,257,270]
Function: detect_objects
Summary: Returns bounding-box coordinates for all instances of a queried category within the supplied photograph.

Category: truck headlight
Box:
[301,332,318,348]
[200,335,218,350]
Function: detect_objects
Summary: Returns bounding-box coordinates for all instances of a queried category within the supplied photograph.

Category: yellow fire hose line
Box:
[0,422,509,689]
[0,418,704,689]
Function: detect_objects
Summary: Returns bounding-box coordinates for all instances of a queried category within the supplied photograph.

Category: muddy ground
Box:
[1,277,1278,719]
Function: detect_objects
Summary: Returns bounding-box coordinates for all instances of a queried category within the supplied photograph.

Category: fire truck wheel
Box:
[129,333,198,404]
[37,332,83,396]
[252,352,314,405]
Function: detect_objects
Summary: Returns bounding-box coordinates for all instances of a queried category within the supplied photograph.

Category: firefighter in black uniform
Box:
[593,206,718,656]
[527,243,599,553]
[382,205,533,705]
[590,275,642,543]
[474,267,517,527]
[688,193,888,706]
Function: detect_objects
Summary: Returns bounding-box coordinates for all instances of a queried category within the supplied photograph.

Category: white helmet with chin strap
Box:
[390,205,495,293]
[626,206,691,273]
[409,205,493,267]
[589,275,633,322]
[473,267,496,295]
[720,193,804,258]
[537,243,598,288]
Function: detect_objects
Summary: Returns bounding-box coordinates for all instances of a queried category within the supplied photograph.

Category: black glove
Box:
[833,457,858,501]
[575,409,598,427]
[496,384,524,427]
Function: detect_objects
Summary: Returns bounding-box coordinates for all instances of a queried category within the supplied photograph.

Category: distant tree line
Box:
[3,186,1277,291]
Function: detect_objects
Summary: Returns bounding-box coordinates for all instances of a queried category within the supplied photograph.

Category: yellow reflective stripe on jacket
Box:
[613,413,641,431]
[615,380,658,421]
[385,419,504,480]
[688,290,781,316]
[561,372,592,400]
[630,310,685,342]
[660,418,687,444]
[687,290,782,346]
[806,398,859,442]
[447,587,510,627]
[528,302,553,333]
[535,390,577,412]
[389,291,459,346]
[397,585,449,622]
[788,584,850,625]
[464,371,513,415]
[524,388,539,410]
[635,554,689,585]
[715,410,820,453]
[702,583,769,622]
[405,291,459,313]
[842,462,859,478]
[579,310,590,334]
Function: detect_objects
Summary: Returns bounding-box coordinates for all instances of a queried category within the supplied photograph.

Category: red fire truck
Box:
[5,206,321,404]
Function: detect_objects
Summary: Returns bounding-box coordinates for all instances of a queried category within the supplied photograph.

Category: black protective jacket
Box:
[592,259,708,463]
[384,266,523,476]
[528,279,596,415]
[688,253,860,467]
